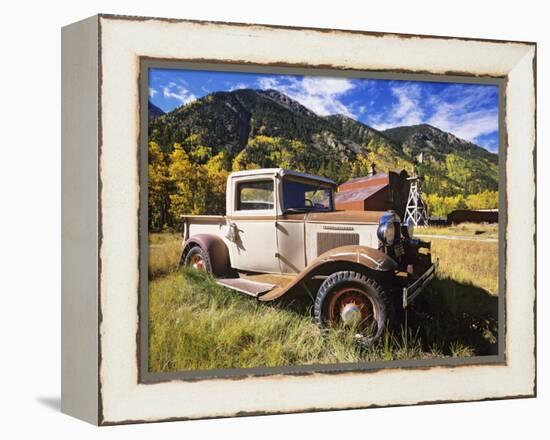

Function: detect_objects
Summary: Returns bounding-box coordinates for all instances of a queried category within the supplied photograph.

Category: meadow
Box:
[148,232,181,279]
[418,222,498,240]
[147,226,499,372]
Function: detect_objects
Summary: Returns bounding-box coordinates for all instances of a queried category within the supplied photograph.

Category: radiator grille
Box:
[317,232,360,256]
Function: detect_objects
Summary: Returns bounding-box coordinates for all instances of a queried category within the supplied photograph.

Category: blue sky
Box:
[149,68,499,153]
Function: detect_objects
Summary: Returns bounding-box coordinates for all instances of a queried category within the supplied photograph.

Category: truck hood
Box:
[284,210,385,224]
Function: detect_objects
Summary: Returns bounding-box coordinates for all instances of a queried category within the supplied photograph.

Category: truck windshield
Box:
[282,179,333,212]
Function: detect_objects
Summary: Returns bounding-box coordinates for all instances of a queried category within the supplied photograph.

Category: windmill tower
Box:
[404,166,429,227]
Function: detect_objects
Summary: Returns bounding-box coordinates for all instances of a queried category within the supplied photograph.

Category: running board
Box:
[216,278,276,297]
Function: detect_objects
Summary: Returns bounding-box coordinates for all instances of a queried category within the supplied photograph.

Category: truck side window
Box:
[283,179,333,211]
[237,180,274,211]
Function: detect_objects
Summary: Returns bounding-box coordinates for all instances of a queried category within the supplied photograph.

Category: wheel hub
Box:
[340,302,362,325]
[189,255,205,270]
[327,287,377,332]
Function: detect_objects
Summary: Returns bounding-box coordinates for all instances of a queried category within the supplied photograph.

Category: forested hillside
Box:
[147,89,499,229]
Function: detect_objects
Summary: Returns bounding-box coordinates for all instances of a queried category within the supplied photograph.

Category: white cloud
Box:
[425,86,498,143]
[301,77,354,96]
[162,82,196,105]
[229,82,248,91]
[368,82,498,147]
[391,84,424,124]
[256,76,356,117]
[258,77,280,90]
[369,83,424,130]
[428,106,498,143]
[149,87,158,98]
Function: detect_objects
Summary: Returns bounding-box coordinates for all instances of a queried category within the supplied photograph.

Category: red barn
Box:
[335,169,410,218]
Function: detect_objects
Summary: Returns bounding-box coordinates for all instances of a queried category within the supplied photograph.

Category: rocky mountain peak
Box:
[148,89,498,194]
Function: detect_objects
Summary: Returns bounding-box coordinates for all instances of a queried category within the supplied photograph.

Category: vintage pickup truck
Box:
[180,168,436,343]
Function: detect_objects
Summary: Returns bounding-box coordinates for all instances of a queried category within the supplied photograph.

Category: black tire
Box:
[314,271,392,344]
[182,246,213,274]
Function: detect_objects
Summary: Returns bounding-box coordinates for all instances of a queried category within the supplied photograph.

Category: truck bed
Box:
[181,215,226,222]
[181,215,228,241]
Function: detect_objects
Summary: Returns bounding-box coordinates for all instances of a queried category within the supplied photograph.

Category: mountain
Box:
[382,124,498,194]
[148,101,165,119]
[382,124,497,164]
[148,89,498,194]
[150,89,397,153]
[325,114,396,147]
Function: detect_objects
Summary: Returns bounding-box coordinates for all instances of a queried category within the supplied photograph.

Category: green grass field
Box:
[418,222,498,239]
[148,227,499,372]
[148,232,181,279]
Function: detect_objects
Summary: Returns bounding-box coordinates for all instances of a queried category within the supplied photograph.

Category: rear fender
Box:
[259,245,397,302]
[181,234,231,276]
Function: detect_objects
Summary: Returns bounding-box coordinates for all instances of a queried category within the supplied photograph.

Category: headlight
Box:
[377,211,401,246]
[377,220,396,246]
[401,219,414,240]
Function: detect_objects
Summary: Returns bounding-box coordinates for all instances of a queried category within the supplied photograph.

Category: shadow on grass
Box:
[406,276,498,356]
[241,274,499,358]
[283,276,499,358]
[174,270,498,361]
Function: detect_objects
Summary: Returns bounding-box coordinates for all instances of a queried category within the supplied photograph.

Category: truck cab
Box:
[226,168,349,274]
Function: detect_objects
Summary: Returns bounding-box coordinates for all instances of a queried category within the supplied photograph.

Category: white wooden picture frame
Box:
[61,14,536,425]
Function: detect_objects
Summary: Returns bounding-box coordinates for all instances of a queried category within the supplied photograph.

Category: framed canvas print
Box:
[61,14,536,425]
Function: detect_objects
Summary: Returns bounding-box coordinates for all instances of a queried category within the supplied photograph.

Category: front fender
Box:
[315,244,398,272]
[258,245,397,302]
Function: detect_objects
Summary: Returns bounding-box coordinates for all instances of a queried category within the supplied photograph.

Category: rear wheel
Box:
[182,246,213,274]
[314,271,391,344]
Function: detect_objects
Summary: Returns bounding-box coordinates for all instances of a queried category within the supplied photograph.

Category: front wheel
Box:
[314,271,391,344]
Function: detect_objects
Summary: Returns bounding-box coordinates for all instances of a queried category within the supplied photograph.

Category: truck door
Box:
[226,178,280,273]
[276,214,306,274]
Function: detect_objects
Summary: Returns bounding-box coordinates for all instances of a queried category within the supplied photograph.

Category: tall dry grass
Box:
[430,238,498,295]
[418,222,498,239]
[149,269,433,372]
[148,232,182,279]
[147,232,499,372]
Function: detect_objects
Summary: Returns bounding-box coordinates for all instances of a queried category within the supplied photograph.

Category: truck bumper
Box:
[402,260,437,308]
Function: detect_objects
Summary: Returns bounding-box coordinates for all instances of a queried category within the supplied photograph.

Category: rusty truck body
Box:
[180,168,436,343]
